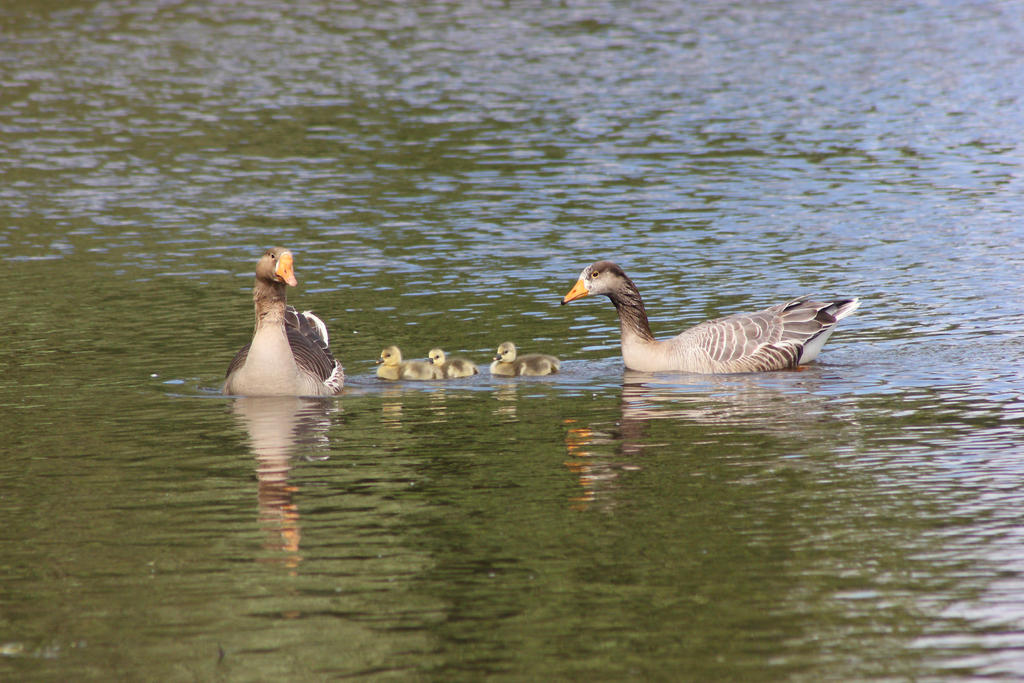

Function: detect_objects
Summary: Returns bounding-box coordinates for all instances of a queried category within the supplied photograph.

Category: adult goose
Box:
[561,260,859,373]
[223,248,343,396]
[490,342,560,376]
[427,348,479,378]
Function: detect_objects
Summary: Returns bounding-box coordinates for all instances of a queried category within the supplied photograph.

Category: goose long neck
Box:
[253,278,287,330]
[608,278,655,343]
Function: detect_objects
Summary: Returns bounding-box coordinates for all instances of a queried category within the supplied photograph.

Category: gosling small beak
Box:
[375,358,384,365]
[275,251,298,287]
[561,277,589,305]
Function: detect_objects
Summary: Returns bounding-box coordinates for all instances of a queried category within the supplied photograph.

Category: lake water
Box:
[3,0,1024,679]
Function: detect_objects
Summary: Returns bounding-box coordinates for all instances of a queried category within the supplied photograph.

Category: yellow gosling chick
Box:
[428,348,479,378]
[376,345,443,381]
[490,342,560,376]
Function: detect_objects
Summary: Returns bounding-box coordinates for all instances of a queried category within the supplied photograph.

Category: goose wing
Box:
[285,306,344,392]
[225,344,250,378]
[285,306,330,346]
[686,296,858,372]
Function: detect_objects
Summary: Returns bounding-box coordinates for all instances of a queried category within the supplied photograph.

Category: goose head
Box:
[493,342,517,363]
[561,260,627,304]
[427,348,446,366]
[255,248,298,287]
[377,346,403,367]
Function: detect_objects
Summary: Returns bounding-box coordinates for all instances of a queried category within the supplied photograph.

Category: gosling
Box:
[427,348,479,378]
[376,345,443,380]
[490,342,560,376]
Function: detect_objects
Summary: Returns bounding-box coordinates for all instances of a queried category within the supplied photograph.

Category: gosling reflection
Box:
[493,384,518,419]
[378,385,407,429]
[231,397,335,570]
[378,386,452,429]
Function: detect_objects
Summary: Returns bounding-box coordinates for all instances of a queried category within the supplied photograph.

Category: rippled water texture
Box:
[3,1,1024,679]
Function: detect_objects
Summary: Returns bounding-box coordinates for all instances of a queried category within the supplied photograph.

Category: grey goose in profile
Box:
[561,260,859,373]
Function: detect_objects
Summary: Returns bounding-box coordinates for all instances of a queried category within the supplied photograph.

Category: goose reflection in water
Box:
[231,397,335,570]
[619,368,851,435]
[563,419,638,512]
[564,368,854,509]
[619,368,860,466]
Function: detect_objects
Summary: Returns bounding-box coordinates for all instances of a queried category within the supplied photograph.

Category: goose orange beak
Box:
[275,251,298,287]
[561,278,589,305]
